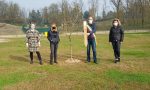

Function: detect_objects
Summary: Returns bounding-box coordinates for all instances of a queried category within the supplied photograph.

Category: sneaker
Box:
[114,58,118,63]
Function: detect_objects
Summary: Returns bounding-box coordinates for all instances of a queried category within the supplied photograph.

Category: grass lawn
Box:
[0,33,150,90]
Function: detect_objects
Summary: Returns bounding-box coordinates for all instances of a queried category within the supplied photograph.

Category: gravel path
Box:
[0,39,9,43]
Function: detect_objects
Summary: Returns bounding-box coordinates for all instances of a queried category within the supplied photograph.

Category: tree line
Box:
[109,0,150,29]
[0,0,26,24]
[0,0,150,30]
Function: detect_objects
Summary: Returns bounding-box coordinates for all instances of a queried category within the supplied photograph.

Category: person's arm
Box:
[109,28,112,42]
[37,31,40,42]
[37,30,41,46]
[47,30,51,42]
[58,32,60,42]
[120,27,124,42]
[25,31,29,47]
[90,23,96,35]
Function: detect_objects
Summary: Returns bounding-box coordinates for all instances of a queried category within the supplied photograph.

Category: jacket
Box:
[109,26,124,42]
[88,23,96,40]
[47,29,60,44]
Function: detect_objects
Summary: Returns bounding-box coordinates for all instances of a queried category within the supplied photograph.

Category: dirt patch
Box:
[0,23,24,35]
[65,58,81,64]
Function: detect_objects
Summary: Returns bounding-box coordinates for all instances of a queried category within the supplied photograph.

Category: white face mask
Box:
[89,20,93,24]
[31,24,35,30]
[113,22,118,26]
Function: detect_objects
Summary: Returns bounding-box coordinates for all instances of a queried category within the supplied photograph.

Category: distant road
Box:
[0,35,26,38]
[64,30,150,36]
[0,39,9,43]
[0,30,149,38]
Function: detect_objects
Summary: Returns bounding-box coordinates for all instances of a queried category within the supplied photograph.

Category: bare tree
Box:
[102,0,107,20]
[110,0,123,18]
[61,0,83,62]
[0,0,26,24]
[88,0,99,18]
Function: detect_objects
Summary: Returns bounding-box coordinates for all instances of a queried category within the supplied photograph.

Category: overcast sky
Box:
[6,0,113,16]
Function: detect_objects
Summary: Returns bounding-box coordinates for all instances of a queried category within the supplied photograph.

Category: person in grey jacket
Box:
[47,23,60,65]
[109,19,124,63]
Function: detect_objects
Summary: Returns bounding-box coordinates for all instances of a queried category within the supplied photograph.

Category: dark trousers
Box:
[50,43,58,63]
[87,39,97,63]
[30,51,42,61]
[112,41,121,59]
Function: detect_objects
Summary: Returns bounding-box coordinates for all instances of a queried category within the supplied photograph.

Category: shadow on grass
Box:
[9,55,29,63]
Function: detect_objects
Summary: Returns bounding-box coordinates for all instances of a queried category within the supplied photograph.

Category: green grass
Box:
[0,33,150,90]
[123,49,150,58]
[0,71,42,89]
[105,69,150,84]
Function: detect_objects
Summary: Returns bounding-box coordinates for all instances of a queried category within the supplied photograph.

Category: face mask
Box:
[113,22,118,26]
[89,20,93,24]
[31,24,35,30]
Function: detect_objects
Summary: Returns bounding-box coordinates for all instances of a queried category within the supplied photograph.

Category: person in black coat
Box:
[47,23,60,65]
[109,19,124,63]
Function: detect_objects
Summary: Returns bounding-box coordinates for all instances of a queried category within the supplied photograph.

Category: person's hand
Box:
[87,33,90,36]
[38,42,41,47]
[26,43,28,47]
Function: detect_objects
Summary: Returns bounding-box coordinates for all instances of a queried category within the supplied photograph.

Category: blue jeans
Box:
[87,39,97,62]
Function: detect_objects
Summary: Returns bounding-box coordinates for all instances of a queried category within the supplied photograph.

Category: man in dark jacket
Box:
[86,16,97,64]
[109,19,124,63]
[47,23,60,65]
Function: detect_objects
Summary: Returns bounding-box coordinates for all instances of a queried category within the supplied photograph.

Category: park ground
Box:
[0,32,150,90]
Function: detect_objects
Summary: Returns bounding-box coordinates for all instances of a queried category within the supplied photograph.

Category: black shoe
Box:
[54,60,58,64]
[54,62,58,64]
[39,61,43,65]
[94,62,98,64]
[118,58,120,62]
[50,62,53,65]
[30,60,33,64]
[50,60,53,65]
[114,58,118,63]
[85,61,90,63]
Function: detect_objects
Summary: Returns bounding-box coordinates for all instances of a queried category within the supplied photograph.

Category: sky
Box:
[6,0,58,11]
[6,0,113,16]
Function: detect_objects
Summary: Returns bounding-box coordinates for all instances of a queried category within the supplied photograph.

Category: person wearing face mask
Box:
[109,19,124,63]
[47,23,60,65]
[26,23,43,65]
[86,16,97,64]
